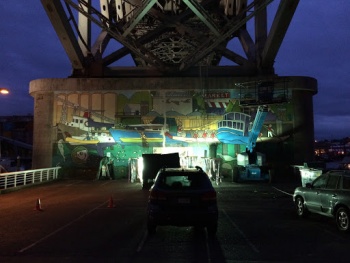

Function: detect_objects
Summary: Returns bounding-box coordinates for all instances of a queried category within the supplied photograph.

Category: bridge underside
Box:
[41,0,299,77]
[31,0,318,176]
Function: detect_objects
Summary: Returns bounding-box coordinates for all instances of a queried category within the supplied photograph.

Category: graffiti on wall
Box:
[51,89,292,176]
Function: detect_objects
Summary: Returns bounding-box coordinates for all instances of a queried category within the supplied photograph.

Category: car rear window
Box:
[343,176,350,190]
[157,172,210,190]
[326,175,340,189]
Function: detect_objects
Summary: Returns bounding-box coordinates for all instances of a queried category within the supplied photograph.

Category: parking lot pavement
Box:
[271,177,302,196]
[216,175,301,197]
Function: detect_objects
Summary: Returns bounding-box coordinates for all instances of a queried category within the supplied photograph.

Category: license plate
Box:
[178,198,190,204]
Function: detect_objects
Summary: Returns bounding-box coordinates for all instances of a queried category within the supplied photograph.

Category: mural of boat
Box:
[217,106,289,150]
[63,130,115,145]
[216,111,252,146]
[60,111,116,145]
[66,114,114,132]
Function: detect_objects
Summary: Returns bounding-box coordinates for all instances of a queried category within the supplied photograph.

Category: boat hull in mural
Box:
[109,128,219,146]
[109,128,164,145]
[216,129,288,145]
[65,137,100,145]
[216,127,246,144]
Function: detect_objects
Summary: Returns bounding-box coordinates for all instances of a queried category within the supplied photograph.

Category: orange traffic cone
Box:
[34,198,43,211]
[107,196,115,208]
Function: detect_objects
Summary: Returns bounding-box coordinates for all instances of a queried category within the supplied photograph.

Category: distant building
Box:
[0,115,33,168]
[315,138,350,161]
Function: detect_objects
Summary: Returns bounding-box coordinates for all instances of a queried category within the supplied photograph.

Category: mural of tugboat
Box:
[63,113,115,145]
[217,105,268,151]
[216,106,270,182]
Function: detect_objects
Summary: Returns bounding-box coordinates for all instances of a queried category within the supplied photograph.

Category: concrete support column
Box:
[31,91,54,169]
[292,88,315,164]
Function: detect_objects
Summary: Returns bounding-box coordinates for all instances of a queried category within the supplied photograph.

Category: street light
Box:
[0,88,9,94]
[0,88,9,158]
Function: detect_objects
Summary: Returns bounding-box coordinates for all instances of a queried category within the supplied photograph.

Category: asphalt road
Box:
[0,178,349,262]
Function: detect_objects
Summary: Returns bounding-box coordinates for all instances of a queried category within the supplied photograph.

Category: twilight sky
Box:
[0,1,349,140]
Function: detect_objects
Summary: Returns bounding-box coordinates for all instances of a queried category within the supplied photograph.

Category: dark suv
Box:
[147,166,218,237]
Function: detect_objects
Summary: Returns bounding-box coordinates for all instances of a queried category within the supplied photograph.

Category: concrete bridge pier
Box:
[31,90,55,169]
[29,76,317,170]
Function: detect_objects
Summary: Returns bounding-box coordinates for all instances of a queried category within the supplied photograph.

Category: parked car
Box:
[293,170,350,232]
[147,166,218,237]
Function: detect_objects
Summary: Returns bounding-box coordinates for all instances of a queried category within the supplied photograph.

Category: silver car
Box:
[293,170,350,232]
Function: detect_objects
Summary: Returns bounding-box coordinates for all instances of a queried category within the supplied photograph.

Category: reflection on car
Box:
[293,170,350,231]
[147,166,218,237]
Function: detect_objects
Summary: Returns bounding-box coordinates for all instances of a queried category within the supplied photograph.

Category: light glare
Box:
[0,88,9,94]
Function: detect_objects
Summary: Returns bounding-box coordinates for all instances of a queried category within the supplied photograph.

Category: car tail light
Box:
[201,190,217,201]
[149,190,167,201]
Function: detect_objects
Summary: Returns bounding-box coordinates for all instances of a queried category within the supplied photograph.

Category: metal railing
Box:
[0,167,61,191]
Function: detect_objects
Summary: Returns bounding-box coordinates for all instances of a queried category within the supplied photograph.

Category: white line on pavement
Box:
[18,201,108,253]
[222,209,260,253]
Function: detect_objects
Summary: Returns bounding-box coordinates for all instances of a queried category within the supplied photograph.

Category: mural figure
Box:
[267,124,274,137]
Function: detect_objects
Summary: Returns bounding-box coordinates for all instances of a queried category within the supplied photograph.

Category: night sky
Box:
[0,1,349,140]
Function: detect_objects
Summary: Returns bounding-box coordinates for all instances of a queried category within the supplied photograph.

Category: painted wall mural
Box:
[51,89,293,178]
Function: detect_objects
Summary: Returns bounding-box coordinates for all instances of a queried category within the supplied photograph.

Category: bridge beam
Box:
[41,0,85,70]
[261,0,300,68]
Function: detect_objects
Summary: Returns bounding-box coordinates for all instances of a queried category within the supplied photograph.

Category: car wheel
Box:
[295,197,308,218]
[336,207,350,232]
[207,223,217,238]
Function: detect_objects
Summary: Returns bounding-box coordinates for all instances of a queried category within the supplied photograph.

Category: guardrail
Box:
[0,167,61,192]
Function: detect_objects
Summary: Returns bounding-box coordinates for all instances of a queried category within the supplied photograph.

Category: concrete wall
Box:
[29,76,317,169]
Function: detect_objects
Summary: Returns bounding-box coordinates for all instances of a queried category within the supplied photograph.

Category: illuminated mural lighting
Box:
[52,84,294,179]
